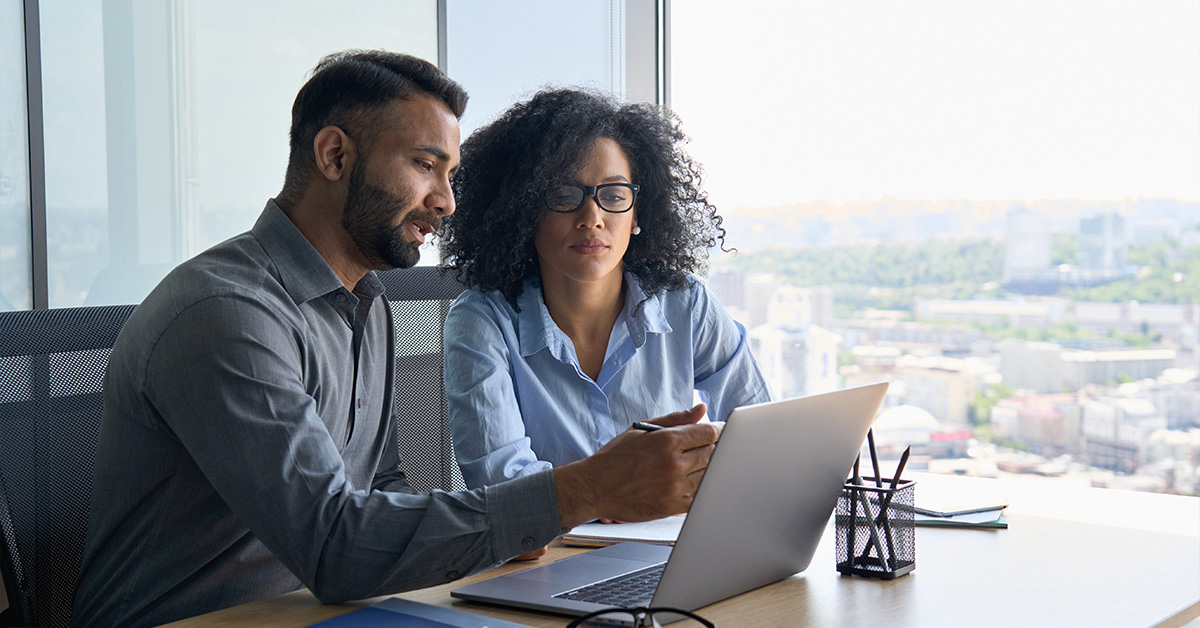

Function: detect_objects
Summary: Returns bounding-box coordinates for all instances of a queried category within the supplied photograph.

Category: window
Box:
[1,0,32,311]
[10,0,652,307]
[672,1,1200,494]
[446,0,634,137]
[37,0,438,307]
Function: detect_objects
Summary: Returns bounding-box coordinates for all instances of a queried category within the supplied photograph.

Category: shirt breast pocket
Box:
[608,372,692,430]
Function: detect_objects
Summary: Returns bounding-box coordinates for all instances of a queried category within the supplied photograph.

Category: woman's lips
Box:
[569,240,609,255]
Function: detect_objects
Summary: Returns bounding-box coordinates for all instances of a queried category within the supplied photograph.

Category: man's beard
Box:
[342,158,438,270]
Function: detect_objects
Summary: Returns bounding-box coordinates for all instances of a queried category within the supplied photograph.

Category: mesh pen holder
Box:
[835,478,916,579]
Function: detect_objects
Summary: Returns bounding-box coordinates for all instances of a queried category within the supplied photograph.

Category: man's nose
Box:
[428,177,455,217]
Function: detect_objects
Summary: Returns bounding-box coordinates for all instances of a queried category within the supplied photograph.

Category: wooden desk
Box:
[162,475,1199,628]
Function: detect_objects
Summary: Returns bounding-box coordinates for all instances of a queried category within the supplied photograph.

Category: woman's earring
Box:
[631,225,642,235]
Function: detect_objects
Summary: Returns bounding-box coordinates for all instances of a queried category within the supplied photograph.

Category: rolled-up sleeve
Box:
[443,295,552,489]
[144,294,562,602]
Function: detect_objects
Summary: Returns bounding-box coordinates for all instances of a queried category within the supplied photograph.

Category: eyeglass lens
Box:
[547,184,637,213]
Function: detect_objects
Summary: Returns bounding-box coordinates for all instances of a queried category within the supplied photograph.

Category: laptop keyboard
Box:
[554,563,666,607]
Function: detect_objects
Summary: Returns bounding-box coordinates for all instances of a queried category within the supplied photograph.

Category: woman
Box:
[440,88,772,491]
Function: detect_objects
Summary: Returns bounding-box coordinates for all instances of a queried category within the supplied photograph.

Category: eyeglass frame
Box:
[565,606,714,628]
[545,183,641,214]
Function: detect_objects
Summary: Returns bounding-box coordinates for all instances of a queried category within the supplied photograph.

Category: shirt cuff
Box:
[483,469,563,562]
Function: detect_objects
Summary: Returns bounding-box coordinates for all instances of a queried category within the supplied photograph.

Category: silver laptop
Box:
[451,381,889,625]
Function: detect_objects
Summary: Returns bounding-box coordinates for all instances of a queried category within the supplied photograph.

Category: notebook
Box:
[561,516,685,548]
[915,509,1008,529]
[451,382,889,625]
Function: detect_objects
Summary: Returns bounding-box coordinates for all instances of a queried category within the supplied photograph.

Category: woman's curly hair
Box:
[440,88,726,307]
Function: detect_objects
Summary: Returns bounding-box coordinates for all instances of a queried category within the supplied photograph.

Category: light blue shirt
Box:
[444,273,773,489]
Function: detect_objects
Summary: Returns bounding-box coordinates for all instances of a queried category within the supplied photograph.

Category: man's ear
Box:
[313,126,355,182]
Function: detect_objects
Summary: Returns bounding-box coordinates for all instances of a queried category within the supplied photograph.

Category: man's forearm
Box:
[552,462,601,529]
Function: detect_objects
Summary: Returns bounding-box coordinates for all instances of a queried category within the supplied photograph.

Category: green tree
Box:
[971,383,1014,428]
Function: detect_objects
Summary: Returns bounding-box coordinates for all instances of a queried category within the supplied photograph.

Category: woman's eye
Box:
[550,187,580,207]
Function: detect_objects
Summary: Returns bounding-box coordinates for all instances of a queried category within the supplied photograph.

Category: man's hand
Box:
[511,546,548,561]
[552,404,722,529]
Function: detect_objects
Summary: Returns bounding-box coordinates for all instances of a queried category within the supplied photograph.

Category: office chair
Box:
[0,305,137,628]
[0,269,461,627]
[378,266,467,492]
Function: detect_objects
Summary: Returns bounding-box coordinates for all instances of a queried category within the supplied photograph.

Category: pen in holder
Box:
[835,475,916,579]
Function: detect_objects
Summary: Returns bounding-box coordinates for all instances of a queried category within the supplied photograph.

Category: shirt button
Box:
[446,570,460,580]
[336,294,347,303]
[522,536,536,549]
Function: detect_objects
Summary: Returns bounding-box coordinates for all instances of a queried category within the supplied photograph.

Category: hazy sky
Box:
[671,0,1200,208]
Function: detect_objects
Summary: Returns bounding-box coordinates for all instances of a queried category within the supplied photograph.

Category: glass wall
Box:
[38,0,438,307]
[8,0,649,306]
[0,0,32,311]
[447,0,630,137]
[671,0,1200,494]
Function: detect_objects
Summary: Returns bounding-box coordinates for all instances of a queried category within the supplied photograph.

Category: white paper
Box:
[564,516,686,545]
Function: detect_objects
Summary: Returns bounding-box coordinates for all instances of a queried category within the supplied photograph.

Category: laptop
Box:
[451,381,889,625]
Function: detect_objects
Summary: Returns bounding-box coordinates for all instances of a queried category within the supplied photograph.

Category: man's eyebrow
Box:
[416,145,453,162]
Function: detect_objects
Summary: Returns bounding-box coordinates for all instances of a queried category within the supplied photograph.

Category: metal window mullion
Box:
[658,0,670,109]
[24,0,48,311]
[436,0,447,73]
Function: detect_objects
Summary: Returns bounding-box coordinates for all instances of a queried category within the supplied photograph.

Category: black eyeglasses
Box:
[566,606,714,627]
[546,183,640,213]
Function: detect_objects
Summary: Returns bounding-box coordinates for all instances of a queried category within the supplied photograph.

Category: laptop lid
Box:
[451,382,888,619]
[650,381,888,611]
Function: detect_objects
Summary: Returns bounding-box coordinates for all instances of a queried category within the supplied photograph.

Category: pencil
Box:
[867,429,883,488]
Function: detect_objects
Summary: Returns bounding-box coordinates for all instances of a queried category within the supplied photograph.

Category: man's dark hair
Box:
[440,88,726,307]
[276,50,468,208]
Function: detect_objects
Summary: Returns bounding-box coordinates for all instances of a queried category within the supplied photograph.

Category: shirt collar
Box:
[515,277,558,359]
[514,272,673,358]
[252,199,350,305]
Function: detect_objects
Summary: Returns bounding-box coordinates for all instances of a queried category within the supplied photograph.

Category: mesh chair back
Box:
[377,267,467,492]
[0,305,136,628]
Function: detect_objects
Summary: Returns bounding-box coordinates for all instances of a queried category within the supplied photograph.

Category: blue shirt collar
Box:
[515,272,673,359]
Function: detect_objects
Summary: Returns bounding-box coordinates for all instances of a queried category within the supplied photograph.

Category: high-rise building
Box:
[703,270,746,311]
[766,285,835,328]
[898,357,976,426]
[749,323,842,399]
[1003,207,1052,283]
[1078,213,1127,272]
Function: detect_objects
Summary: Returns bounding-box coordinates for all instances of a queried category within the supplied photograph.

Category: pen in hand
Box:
[631,421,664,432]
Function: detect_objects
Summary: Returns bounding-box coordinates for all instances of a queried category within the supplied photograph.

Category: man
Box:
[71,50,719,628]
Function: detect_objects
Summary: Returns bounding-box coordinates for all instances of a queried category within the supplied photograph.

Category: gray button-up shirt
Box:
[71,201,562,628]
